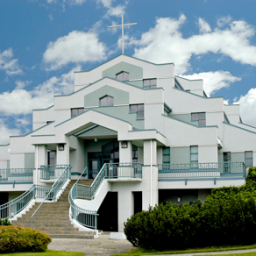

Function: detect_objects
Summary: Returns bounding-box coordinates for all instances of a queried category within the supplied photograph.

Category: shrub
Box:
[0,218,12,226]
[124,167,256,250]
[0,225,52,252]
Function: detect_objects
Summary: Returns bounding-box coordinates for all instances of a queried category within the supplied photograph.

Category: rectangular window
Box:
[191,112,206,126]
[190,146,198,168]
[48,151,56,166]
[245,151,253,168]
[223,152,231,162]
[143,78,157,88]
[129,104,144,119]
[162,147,170,164]
[71,108,84,118]
[116,71,129,81]
[100,95,114,106]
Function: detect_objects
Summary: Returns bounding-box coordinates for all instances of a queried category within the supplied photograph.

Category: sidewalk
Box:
[48,233,134,256]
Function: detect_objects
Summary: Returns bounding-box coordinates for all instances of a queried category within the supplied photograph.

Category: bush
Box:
[0,218,12,226]
[0,225,52,252]
[124,167,256,250]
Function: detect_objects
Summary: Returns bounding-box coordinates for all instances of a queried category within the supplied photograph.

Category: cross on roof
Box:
[108,14,137,54]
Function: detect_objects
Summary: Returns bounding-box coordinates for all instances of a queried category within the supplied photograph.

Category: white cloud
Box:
[15,80,31,89]
[43,31,107,70]
[132,15,256,74]
[217,16,232,27]
[181,71,241,96]
[0,66,79,116]
[98,0,127,17]
[236,88,256,127]
[0,120,20,144]
[0,48,22,75]
[198,18,211,33]
[46,0,86,4]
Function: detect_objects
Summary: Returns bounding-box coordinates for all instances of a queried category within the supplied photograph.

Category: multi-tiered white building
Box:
[0,55,255,237]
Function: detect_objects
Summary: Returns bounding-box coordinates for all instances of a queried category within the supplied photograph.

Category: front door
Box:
[88,159,99,179]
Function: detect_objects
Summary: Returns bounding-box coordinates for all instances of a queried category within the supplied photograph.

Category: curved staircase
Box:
[12,179,95,239]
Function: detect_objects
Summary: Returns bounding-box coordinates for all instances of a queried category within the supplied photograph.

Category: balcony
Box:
[40,165,69,180]
[0,168,34,184]
[158,162,246,183]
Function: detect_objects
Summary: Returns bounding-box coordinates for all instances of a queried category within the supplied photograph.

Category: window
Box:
[48,151,56,166]
[245,151,253,168]
[190,146,198,168]
[71,108,84,118]
[191,112,206,126]
[130,104,144,119]
[223,152,231,162]
[143,79,157,88]
[116,71,129,81]
[99,95,114,106]
[162,147,170,165]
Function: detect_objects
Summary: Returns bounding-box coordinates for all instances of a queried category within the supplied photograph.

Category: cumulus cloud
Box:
[236,88,256,127]
[0,48,22,75]
[98,0,126,17]
[0,120,20,144]
[0,66,79,116]
[181,71,241,96]
[46,0,86,4]
[132,15,256,74]
[198,18,211,33]
[43,31,107,70]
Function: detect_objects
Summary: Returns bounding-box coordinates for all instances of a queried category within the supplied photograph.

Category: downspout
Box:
[36,145,39,186]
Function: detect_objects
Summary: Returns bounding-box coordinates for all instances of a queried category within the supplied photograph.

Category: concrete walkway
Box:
[49,235,256,256]
[48,233,134,256]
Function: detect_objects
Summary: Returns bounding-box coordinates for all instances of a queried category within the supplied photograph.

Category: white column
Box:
[118,189,133,231]
[56,137,70,165]
[119,141,132,163]
[35,145,48,185]
[142,140,158,210]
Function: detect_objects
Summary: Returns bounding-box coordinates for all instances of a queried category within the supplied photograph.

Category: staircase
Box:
[12,179,95,239]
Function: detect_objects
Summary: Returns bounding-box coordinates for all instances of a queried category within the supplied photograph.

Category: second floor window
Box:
[191,112,206,126]
[143,78,157,88]
[245,151,253,168]
[99,95,114,106]
[130,104,144,119]
[71,108,84,118]
[190,146,198,168]
[116,71,129,81]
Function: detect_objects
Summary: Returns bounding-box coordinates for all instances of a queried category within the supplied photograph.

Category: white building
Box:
[0,54,255,237]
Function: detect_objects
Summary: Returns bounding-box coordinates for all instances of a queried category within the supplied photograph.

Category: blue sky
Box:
[1,0,256,143]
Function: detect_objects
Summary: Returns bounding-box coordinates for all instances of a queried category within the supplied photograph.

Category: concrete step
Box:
[13,221,72,226]
[49,234,94,239]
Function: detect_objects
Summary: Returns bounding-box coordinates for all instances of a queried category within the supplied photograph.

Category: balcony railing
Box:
[0,168,34,184]
[158,162,246,179]
[40,165,69,180]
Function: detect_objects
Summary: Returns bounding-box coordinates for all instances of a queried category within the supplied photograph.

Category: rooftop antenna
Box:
[108,14,137,54]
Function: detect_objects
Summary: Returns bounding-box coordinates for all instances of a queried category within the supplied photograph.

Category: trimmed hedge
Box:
[124,167,256,250]
[0,226,52,252]
[0,218,11,226]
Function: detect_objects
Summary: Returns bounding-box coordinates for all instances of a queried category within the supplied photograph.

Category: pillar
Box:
[119,141,132,163]
[142,140,158,210]
[118,188,134,231]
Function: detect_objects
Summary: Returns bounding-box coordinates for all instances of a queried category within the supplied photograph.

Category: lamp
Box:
[177,197,181,203]
[94,138,98,142]
[121,141,128,148]
[58,144,65,151]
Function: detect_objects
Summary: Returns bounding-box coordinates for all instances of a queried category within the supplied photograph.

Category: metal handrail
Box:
[157,162,246,177]
[40,165,69,180]
[31,165,71,228]
[0,184,53,220]
[75,166,88,185]
[68,162,143,230]
[0,168,34,183]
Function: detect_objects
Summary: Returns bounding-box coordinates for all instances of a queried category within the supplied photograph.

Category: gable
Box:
[102,61,143,81]
[77,125,117,139]
[84,85,129,107]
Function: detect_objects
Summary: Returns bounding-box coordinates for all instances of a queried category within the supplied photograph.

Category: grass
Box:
[200,253,256,256]
[110,243,256,256]
[0,250,84,256]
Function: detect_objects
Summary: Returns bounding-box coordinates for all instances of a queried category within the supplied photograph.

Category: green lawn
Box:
[111,243,256,256]
[0,250,84,256]
[200,253,256,256]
